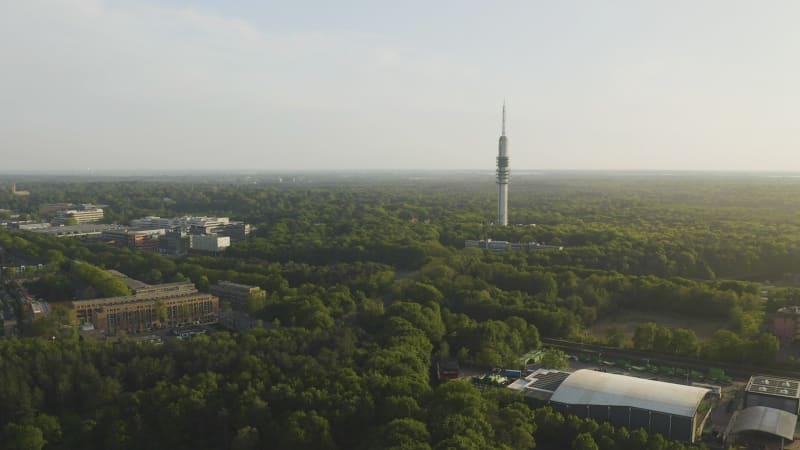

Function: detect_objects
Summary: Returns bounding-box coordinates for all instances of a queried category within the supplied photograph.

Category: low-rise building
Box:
[130,216,252,242]
[219,309,265,332]
[53,204,104,225]
[745,375,800,415]
[102,228,166,252]
[773,306,800,346]
[210,281,265,309]
[217,222,252,243]
[159,229,191,256]
[724,375,800,447]
[29,223,123,238]
[465,239,563,252]
[10,222,51,231]
[190,235,230,253]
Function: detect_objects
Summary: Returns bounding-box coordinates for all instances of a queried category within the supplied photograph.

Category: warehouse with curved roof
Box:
[510,369,711,443]
[729,406,797,442]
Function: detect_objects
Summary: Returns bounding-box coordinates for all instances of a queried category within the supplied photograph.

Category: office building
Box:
[131,216,252,242]
[190,235,230,253]
[159,229,191,256]
[217,222,252,243]
[102,228,166,252]
[53,204,104,225]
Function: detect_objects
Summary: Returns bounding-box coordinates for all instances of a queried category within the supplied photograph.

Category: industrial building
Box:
[209,281,265,309]
[723,375,800,447]
[72,281,219,334]
[728,406,797,447]
[509,369,711,443]
[744,375,800,415]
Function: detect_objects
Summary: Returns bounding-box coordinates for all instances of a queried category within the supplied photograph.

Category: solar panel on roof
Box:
[746,376,800,399]
[529,371,570,392]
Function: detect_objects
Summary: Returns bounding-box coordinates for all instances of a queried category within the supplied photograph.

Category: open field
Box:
[590,310,732,341]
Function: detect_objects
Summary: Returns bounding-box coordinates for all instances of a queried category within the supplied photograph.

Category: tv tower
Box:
[496,103,509,226]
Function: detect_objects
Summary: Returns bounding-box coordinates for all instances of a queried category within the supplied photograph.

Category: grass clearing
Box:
[590,310,732,341]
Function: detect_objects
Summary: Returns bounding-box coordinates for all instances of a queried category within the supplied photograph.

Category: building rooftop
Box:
[106,270,151,291]
[508,368,571,399]
[549,369,709,418]
[730,406,797,441]
[30,223,123,236]
[73,281,204,307]
[746,375,800,399]
[776,306,800,316]
[212,281,260,290]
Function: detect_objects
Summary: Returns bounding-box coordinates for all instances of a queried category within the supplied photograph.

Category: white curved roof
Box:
[550,369,709,417]
[730,406,797,441]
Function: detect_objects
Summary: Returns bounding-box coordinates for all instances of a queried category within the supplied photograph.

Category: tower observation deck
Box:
[496,103,509,226]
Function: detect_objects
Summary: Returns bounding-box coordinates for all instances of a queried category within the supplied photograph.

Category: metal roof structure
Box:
[746,376,800,399]
[730,406,797,441]
[508,368,570,397]
[550,369,709,417]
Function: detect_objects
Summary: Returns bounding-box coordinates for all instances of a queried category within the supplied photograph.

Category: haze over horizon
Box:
[3,1,800,172]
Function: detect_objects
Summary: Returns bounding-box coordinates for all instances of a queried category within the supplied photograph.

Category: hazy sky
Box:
[3,0,800,171]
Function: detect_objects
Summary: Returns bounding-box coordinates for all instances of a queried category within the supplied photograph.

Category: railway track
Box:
[541,338,800,380]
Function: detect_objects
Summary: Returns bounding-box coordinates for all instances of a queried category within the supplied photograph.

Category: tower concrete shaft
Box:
[496,104,509,226]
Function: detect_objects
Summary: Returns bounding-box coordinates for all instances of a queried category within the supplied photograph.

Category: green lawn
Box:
[590,310,732,341]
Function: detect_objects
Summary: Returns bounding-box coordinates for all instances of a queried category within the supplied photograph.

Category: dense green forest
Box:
[2,172,798,449]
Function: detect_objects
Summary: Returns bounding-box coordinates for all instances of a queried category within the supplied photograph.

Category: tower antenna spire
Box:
[502,101,506,136]
[496,102,510,226]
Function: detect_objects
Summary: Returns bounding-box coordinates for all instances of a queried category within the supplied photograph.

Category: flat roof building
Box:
[190,235,230,253]
[11,222,51,231]
[159,230,191,256]
[53,205,104,225]
[465,239,563,252]
[102,228,165,252]
[29,223,123,238]
[209,281,264,309]
[72,281,218,334]
[745,375,800,415]
[131,216,252,242]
